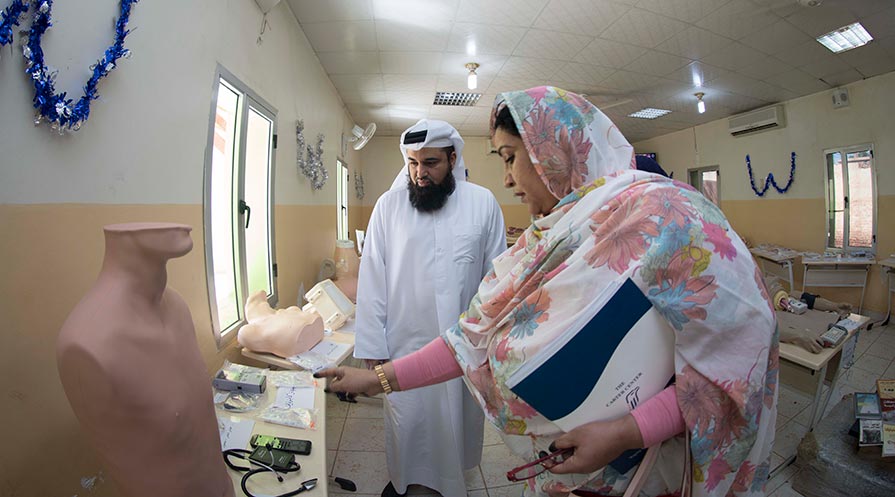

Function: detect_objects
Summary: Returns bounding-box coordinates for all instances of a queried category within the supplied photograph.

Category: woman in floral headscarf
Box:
[318,87,778,497]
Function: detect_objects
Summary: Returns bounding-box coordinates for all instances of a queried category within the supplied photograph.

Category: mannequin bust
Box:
[238,290,324,357]
[764,275,853,354]
[333,239,360,302]
[56,223,233,497]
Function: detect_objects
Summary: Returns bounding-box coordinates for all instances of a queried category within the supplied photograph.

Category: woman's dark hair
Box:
[494,105,520,137]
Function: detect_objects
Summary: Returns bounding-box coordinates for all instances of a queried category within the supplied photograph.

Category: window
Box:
[825,144,876,254]
[203,67,278,346]
[688,166,720,206]
[336,159,349,240]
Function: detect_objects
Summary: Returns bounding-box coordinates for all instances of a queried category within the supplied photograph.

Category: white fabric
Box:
[355,147,506,495]
[390,119,468,190]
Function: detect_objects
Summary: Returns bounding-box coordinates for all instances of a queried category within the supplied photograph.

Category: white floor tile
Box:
[483,421,504,446]
[772,420,808,461]
[331,450,390,494]
[842,367,881,391]
[348,396,385,418]
[328,417,345,451]
[468,490,489,497]
[465,466,486,490]
[777,386,813,419]
[864,342,895,361]
[884,363,895,379]
[339,417,386,452]
[769,479,807,497]
[486,483,526,497]
[479,444,527,489]
[766,462,798,494]
[327,449,337,476]
[853,353,891,375]
[326,392,351,418]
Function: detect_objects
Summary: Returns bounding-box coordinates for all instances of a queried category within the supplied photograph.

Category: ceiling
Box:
[285,0,895,142]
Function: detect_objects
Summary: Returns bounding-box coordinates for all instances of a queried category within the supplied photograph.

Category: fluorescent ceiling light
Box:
[817,22,873,53]
[628,108,671,119]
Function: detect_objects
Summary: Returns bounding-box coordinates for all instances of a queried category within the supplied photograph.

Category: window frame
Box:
[202,65,279,348]
[336,158,349,241]
[823,143,876,255]
[687,165,720,206]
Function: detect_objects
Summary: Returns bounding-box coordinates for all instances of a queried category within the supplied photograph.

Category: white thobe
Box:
[354,180,506,496]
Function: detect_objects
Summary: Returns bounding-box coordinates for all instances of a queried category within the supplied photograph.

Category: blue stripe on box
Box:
[509,278,651,421]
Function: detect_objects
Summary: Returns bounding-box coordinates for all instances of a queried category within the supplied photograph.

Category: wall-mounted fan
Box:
[348,123,376,151]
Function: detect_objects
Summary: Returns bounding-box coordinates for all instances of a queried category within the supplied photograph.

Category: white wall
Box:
[0,0,360,205]
[634,71,895,200]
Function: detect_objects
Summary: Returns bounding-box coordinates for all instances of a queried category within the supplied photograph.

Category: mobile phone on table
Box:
[250,434,312,455]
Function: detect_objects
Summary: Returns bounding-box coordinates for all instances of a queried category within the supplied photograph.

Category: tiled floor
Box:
[326,323,895,496]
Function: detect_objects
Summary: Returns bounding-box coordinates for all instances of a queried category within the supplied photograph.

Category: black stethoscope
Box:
[223,448,317,497]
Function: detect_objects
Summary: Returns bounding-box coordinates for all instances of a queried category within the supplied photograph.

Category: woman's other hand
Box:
[548,415,644,475]
[314,366,383,397]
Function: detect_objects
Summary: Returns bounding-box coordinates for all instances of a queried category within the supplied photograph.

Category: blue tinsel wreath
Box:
[0,0,139,132]
[746,152,796,196]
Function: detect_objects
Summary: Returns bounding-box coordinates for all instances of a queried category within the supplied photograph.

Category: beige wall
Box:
[357,133,532,230]
[634,71,895,315]
[0,1,361,495]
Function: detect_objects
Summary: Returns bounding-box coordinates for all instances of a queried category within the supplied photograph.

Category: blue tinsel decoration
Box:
[745,152,797,197]
[14,0,139,132]
[0,0,29,46]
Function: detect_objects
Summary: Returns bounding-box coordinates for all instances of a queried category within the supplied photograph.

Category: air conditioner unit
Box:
[728,105,786,137]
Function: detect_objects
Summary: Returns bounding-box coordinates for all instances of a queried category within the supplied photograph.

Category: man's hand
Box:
[314,366,383,397]
[548,415,643,475]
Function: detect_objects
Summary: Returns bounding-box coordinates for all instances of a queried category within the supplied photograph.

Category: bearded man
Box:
[353,119,506,497]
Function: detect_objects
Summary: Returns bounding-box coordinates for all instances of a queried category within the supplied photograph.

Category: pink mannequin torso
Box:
[238,290,324,357]
[56,223,233,497]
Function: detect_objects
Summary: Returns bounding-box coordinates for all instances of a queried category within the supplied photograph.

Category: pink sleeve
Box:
[630,386,685,447]
[392,337,463,390]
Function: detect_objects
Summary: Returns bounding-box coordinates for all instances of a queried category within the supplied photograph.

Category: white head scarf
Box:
[390,119,468,190]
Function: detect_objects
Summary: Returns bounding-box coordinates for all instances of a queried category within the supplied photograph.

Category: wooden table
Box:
[879,258,895,325]
[750,245,800,291]
[801,256,875,313]
[773,310,872,478]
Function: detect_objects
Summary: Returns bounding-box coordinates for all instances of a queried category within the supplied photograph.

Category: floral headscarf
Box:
[444,87,778,497]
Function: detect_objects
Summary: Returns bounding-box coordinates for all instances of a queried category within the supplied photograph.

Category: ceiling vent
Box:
[729,105,786,137]
[433,92,481,106]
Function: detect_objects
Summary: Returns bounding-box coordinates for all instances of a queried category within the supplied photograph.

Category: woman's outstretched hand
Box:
[314,366,383,397]
[548,415,644,475]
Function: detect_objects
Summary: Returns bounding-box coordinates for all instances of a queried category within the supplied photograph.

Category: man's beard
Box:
[408,170,456,212]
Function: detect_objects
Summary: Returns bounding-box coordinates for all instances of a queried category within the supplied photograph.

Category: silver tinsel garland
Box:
[295,119,327,190]
[354,170,365,199]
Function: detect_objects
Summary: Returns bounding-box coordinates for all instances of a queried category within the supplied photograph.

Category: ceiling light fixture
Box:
[628,108,671,119]
[695,92,706,114]
[816,22,873,53]
[465,62,479,90]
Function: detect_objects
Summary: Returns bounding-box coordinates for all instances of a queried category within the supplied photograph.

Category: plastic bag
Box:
[288,350,332,373]
[213,385,266,413]
[259,406,318,430]
[267,370,316,388]
[221,360,269,377]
